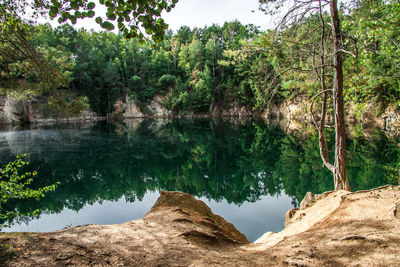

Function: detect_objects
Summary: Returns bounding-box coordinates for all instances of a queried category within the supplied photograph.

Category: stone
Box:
[147,191,249,244]
[0,98,30,124]
[220,103,253,117]
[146,96,171,117]
[284,208,299,227]
[123,96,144,118]
[300,192,315,210]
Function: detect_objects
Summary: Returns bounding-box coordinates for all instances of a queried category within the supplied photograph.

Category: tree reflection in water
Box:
[0,119,398,227]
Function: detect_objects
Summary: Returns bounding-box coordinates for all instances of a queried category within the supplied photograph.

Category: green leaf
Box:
[87,2,96,10]
[49,7,58,18]
[71,2,79,10]
[101,21,115,30]
[87,10,95,18]
[95,17,103,24]
[106,12,116,21]
[70,16,77,24]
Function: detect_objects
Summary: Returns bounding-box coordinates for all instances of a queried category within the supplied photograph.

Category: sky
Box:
[40,0,275,32]
[161,0,273,31]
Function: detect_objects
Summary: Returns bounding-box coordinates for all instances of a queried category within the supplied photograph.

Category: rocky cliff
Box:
[114,95,171,118]
[0,97,100,125]
[263,96,399,136]
[0,98,31,124]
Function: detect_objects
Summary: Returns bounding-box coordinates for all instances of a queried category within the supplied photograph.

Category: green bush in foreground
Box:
[0,155,59,230]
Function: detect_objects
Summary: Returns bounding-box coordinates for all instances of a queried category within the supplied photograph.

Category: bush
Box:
[158,75,177,91]
[0,155,59,229]
[45,94,90,116]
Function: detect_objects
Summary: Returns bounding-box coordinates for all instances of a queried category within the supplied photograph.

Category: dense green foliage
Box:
[0,120,398,221]
[0,155,58,229]
[0,0,178,41]
[258,0,400,112]
[2,1,398,116]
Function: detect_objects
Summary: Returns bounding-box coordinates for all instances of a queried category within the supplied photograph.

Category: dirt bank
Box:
[1,186,400,266]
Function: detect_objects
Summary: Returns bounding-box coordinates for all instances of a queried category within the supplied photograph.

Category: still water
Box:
[0,119,398,242]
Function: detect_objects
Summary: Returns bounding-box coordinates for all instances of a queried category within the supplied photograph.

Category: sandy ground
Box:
[1,186,400,266]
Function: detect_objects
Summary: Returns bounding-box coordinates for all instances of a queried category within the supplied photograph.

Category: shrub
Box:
[0,155,59,229]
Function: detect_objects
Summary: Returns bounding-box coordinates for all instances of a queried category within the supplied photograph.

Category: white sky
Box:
[40,0,274,32]
[162,0,272,31]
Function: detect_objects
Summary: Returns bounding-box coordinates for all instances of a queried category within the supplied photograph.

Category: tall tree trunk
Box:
[330,0,351,191]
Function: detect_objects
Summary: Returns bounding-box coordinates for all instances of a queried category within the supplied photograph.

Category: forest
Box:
[1,2,400,263]
[1,0,399,117]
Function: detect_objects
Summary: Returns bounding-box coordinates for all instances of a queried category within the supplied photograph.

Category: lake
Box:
[0,119,398,242]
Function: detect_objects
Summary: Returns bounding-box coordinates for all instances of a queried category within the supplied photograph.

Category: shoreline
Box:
[1,186,399,266]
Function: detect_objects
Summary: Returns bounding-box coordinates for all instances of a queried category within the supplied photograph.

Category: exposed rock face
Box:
[122,97,144,118]
[0,98,10,124]
[148,191,249,244]
[32,108,98,124]
[0,97,101,125]
[384,111,400,136]
[1,186,400,266]
[284,208,299,227]
[146,95,171,117]
[263,95,399,136]
[300,191,315,210]
[213,103,253,117]
[0,191,249,266]
[263,96,312,121]
[253,185,400,266]
[121,95,171,118]
[0,97,31,124]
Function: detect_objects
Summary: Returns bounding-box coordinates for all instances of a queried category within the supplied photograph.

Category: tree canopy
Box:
[1,0,178,41]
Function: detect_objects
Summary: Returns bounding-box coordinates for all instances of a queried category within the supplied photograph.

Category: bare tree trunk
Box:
[330,0,351,191]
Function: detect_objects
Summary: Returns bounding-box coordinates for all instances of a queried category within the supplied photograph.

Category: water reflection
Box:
[0,119,398,241]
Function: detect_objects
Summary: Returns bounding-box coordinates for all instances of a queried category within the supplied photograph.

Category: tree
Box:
[259,0,352,190]
[1,0,179,42]
[158,74,176,92]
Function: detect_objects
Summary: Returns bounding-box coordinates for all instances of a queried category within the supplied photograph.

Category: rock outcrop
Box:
[383,111,400,136]
[148,191,249,244]
[0,97,101,125]
[1,186,400,266]
[121,97,144,118]
[0,97,31,124]
[146,95,171,117]
[120,95,171,118]
[263,96,312,122]
[262,96,400,137]
[212,102,253,117]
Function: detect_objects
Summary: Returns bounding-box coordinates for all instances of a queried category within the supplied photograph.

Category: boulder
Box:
[300,192,315,210]
[284,208,299,227]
